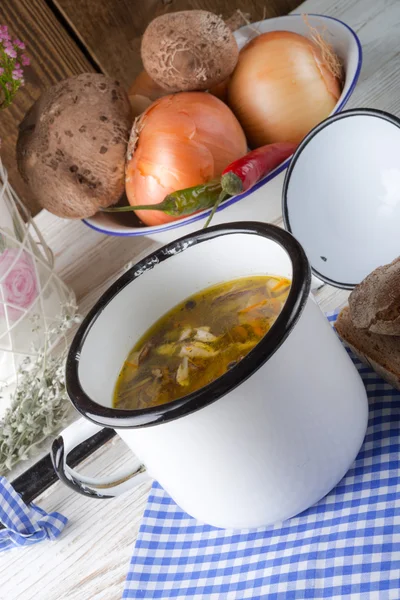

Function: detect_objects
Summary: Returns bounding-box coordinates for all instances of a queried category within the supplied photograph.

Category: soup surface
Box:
[113,275,291,410]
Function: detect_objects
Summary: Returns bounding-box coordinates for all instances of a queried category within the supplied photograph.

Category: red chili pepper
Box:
[221,142,297,196]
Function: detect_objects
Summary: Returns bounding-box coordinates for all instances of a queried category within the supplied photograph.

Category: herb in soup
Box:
[113,275,291,410]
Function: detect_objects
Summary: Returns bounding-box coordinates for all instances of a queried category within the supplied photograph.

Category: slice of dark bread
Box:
[335,307,400,390]
[349,256,400,335]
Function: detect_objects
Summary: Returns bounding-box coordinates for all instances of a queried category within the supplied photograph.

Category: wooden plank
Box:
[34,212,156,306]
[0,0,96,217]
[50,0,302,89]
[0,434,152,600]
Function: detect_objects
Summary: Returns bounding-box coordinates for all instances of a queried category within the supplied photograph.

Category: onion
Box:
[125,92,247,226]
[228,31,342,147]
[209,77,230,103]
[128,70,169,117]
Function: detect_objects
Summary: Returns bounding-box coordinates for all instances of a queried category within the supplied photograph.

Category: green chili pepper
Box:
[203,191,229,229]
[102,180,223,217]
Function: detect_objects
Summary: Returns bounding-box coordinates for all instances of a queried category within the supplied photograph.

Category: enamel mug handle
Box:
[51,418,150,499]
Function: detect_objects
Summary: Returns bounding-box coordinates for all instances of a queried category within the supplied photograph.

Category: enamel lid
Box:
[283,109,400,289]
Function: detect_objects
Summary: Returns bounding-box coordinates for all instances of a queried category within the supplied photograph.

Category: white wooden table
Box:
[2,0,400,597]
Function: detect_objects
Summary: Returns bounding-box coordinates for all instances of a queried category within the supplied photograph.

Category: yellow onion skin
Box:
[209,77,230,103]
[125,92,247,226]
[128,70,169,117]
[228,31,342,147]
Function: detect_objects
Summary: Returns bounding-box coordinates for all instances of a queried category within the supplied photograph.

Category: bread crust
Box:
[349,257,400,335]
[335,307,400,390]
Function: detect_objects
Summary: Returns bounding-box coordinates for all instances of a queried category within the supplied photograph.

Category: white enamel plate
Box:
[283,109,400,289]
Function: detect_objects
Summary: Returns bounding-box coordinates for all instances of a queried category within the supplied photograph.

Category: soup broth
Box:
[113,275,291,410]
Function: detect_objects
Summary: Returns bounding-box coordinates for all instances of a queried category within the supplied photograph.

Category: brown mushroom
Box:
[17,73,132,219]
[141,10,239,93]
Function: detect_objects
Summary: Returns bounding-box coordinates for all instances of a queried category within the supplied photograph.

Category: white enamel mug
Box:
[52,223,368,529]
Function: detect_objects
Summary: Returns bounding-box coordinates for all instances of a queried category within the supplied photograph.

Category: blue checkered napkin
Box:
[0,475,68,551]
[123,311,400,599]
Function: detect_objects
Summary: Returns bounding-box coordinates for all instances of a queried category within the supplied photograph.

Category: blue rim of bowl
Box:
[82,13,363,238]
[282,107,400,290]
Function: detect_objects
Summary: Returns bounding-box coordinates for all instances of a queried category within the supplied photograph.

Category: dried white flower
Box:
[0,302,81,474]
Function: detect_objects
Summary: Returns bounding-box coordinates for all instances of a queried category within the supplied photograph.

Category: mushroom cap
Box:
[141,10,239,92]
[17,73,132,219]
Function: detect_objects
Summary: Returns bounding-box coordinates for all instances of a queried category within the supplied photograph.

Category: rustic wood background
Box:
[0,0,301,217]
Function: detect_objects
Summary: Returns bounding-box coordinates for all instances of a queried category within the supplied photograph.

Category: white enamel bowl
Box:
[283,108,400,289]
[83,14,362,244]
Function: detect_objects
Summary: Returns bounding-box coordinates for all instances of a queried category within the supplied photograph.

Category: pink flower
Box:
[12,68,23,80]
[0,26,10,42]
[13,39,25,50]
[0,26,28,107]
[0,248,38,322]
[4,46,17,58]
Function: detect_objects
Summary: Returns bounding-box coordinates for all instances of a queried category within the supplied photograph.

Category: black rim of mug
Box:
[66,221,311,428]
